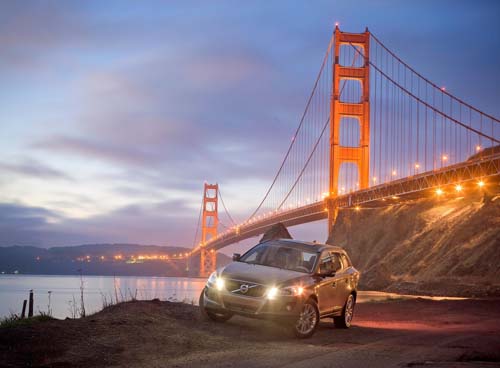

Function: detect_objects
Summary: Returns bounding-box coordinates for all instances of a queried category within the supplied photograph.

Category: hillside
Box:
[328,187,500,297]
[0,244,230,277]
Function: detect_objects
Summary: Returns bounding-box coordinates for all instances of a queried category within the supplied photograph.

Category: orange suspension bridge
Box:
[184,26,500,276]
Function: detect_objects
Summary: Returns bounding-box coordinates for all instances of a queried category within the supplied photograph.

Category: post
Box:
[21,300,27,319]
[28,290,34,317]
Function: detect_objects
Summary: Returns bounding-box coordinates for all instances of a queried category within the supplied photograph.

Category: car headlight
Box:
[266,286,304,300]
[207,271,225,291]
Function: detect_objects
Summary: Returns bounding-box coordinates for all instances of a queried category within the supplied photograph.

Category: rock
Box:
[260,222,292,243]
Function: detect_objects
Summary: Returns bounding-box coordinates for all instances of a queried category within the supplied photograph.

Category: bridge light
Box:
[392,196,398,200]
[335,21,339,27]
[455,184,463,192]
[476,145,481,152]
[441,86,446,91]
[435,188,443,196]
[372,177,377,183]
[324,208,328,212]
[478,180,485,188]
[415,163,420,169]
[354,206,360,211]
[392,170,397,176]
[442,155,448,161]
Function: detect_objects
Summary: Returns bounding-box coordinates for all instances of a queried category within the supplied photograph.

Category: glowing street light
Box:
[441,155,448,162]
[476,145,482,152]
[392,170,397,176]
[478,180,485,188]
[435,188,444,196]
[415,163,420,169]
[354,206,360,211]
[455,184,463,192]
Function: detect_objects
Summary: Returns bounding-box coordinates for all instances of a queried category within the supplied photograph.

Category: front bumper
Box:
[202,285,304,322]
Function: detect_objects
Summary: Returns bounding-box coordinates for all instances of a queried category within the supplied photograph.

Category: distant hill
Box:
[0,244,230,277]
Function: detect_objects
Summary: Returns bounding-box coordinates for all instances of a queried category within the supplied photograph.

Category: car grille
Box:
[225,279,266,298]
[223,300,259,314]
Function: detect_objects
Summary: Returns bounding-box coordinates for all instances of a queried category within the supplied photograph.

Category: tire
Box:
[293,298,319,338]
[199,288,233,323]
[334,293,355,328]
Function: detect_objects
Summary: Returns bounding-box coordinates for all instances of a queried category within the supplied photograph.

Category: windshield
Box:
[239,242,318,273]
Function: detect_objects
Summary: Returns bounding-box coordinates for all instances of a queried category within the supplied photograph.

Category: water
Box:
[0,275,467,320]
[0,275,207,319]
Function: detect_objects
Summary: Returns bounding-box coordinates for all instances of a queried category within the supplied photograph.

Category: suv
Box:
[199,239,360,338]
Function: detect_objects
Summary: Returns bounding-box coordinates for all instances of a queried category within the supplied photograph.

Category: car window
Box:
[318,252,334,274]
[331,252,343,272]
[340,253,351,268]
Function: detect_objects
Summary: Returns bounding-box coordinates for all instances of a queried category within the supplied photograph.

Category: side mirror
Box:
[232,253,241,262]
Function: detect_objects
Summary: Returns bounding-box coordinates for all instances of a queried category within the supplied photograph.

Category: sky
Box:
[1,0,499,253]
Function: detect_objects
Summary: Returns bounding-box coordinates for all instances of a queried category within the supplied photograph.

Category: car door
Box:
[316,251,344,316]
[331,252,351,309]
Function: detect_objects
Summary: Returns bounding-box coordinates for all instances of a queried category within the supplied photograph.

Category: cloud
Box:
[0,158,72,181]
[0,200,197,247]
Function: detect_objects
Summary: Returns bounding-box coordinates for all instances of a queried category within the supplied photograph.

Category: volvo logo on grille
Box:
[239,284,249,294]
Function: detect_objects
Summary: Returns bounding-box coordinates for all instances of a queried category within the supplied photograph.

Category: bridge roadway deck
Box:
[191,153,500,254]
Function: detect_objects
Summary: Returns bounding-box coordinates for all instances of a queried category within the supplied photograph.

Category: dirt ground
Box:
[1,298,499,368]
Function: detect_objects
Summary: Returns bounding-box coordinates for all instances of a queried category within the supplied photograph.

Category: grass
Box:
[0,312,55,329]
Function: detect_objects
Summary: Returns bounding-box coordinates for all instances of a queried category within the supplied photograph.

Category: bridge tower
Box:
[200,183,218,277]
[328,26,370,229]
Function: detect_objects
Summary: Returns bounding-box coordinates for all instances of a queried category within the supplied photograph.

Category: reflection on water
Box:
[0,275,207,319]
[0,275,467,319]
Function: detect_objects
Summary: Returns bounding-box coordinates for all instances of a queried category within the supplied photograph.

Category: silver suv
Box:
[199,239,360,338]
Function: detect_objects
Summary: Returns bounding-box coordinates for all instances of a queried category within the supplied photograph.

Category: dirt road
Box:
[1,298,499,367]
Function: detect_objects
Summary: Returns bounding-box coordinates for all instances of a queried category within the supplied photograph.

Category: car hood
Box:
[219,262,309,286]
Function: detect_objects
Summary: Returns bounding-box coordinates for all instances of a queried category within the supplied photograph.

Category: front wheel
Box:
[199,288,233,323]
[292,299,319,338]
[334,294,355,328]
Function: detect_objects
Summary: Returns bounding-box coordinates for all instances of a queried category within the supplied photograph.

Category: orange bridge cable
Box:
[370,32,500,124]
[275,45,359,209]
[217,187,237,226]
[348,42,500,144]
[277,116,330,211]
[192,191,204,248]
[244,32,335,222]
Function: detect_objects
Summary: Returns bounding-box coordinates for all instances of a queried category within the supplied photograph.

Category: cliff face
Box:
[327,189,500,296]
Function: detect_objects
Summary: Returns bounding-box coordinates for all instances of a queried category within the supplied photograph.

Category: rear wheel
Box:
[334,294,355,328]
[199,288,233,323]
[293,298,319,338]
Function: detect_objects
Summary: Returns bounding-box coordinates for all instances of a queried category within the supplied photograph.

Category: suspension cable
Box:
[348,42,500,143]
[370,32,500,124]
[245,31,335,221]
[191,191,204,248]
[217,187,237,226]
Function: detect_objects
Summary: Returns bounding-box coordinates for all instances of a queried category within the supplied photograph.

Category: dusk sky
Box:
[1,1,499,252]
